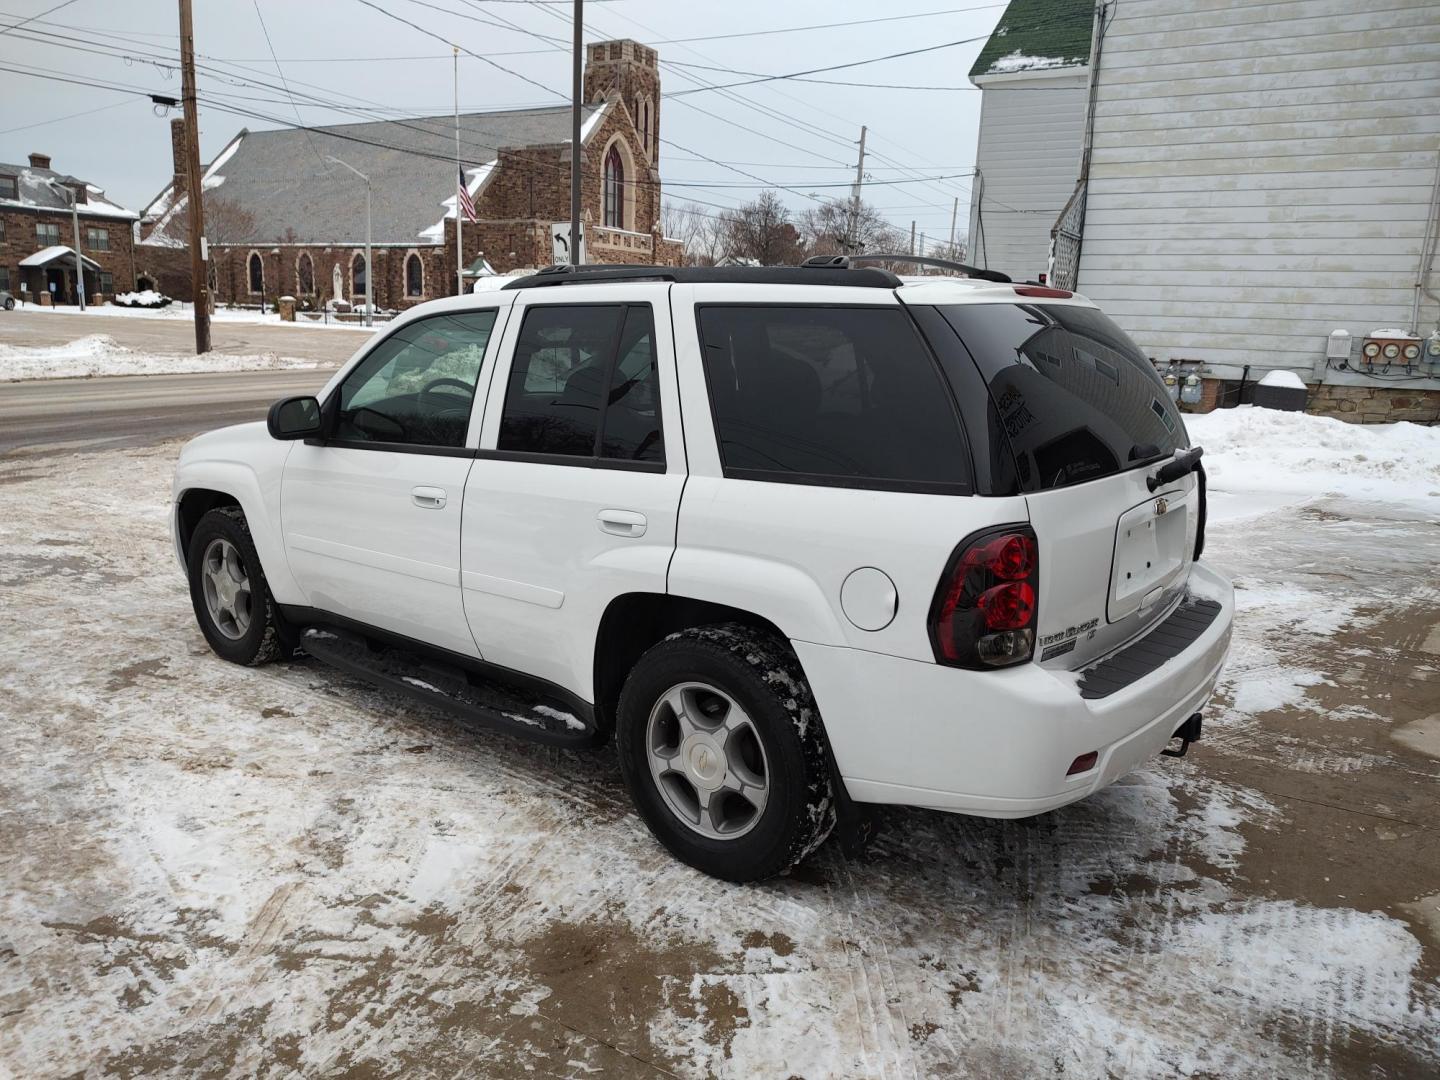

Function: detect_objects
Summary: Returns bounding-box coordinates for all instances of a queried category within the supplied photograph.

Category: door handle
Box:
[411,485,447,509]
[598,509,647,538]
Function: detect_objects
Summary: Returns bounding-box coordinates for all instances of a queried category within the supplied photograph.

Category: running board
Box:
[298,625,600,748]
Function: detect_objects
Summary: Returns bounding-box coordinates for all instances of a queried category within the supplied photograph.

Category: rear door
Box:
[930,300,1199,668]
[459,284,684,700]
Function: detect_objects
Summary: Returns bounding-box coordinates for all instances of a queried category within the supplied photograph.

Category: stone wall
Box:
[1184,377,1439,425]
[1305,384,1440,425]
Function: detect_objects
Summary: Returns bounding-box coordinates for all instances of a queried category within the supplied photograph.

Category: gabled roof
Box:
[19,245,102,269]
[142,103,607,248]
[0,162,137,220]
[968,0,1094,81]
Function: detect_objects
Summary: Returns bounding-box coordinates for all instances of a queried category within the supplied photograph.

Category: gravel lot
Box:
[2,435,1438,1078]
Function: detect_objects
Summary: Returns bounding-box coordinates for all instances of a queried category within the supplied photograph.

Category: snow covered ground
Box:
[1,410,1437,1078]
[0,334,334,381]
[7,299,373,330]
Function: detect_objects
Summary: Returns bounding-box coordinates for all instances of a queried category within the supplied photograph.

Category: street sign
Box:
[550,222,585,265]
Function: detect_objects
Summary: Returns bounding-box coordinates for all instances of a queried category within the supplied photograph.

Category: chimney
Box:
[28,152,51,170]
[169,118,188,205]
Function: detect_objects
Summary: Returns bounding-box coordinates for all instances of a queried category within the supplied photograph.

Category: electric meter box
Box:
[1360,329,1422,369]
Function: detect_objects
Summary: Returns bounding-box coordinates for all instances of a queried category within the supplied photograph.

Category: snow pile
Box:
[0,334,330,381]
[111,289,171,309]
[1187,405,1440,519]
[987,49,1083,74]
[1256,369,1305,389]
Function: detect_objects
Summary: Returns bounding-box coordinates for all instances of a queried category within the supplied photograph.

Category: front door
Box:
[460,285,685,699]
[281,304,509,656]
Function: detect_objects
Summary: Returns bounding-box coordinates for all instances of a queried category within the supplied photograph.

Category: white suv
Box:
[172,259,1233,881]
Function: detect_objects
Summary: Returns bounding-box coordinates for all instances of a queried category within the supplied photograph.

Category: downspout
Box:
[1067,1,1111,291]
[1412,143,1440,336]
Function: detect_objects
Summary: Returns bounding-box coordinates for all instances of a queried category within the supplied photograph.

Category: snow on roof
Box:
[0,164,138,220]
[986,50,1081,75]
[142,103,605,247]
[969,0,1093,81]
[19,245,102,269]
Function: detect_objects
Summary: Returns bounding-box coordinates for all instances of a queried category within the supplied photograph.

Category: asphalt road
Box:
[0,368,333,456]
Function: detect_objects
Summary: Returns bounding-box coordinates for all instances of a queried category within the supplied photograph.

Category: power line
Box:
[0,97,132,136]
[0,0,77,35]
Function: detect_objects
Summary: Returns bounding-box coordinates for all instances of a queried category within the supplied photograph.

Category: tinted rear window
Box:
[938,303,1187,491]
[696,305,970,492]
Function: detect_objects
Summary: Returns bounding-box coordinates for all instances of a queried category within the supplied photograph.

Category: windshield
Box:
[937,303,1188,491]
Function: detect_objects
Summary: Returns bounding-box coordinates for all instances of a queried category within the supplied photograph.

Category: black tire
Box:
[616,623,836,882]
[3,297,14,311]
[186,506,285,666]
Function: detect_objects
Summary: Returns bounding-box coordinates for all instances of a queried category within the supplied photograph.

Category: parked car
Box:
[171,259,1233,881]
[1,290,14,310]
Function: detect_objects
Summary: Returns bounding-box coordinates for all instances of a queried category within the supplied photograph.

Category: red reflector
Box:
[977,581,1035,631]
[1014,285,1073,299]
[1067,751,1098,776]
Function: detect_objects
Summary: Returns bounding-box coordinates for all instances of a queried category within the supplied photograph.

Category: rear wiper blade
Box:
[1147,446,1204,491]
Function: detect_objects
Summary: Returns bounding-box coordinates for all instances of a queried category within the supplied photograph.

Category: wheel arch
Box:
[592,592,791,734]
[173,456,305,604]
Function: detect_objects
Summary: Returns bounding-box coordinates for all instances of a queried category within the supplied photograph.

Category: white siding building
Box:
[966,0,1095,284]
[1074,0,1440,413]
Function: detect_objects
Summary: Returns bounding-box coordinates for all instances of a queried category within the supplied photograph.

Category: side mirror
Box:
[267,395,322,440]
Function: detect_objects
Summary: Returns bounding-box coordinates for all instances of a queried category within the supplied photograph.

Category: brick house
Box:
[138,39,680,311]
[0,152,138,306]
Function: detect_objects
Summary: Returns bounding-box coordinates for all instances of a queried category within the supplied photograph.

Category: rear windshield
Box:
[696,305,971,493]
[937,303,1187,491]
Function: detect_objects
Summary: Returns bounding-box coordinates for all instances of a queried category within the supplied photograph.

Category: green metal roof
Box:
[968,0,1094,80]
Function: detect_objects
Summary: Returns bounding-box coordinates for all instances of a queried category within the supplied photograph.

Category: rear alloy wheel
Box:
[646,681,770,840]
[186,506,285,666]
[617,624,835,881]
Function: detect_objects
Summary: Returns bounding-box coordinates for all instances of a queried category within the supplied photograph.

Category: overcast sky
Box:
[0,0,1006,241]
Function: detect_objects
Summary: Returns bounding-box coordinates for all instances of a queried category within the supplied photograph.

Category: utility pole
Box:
[454,46,463,296]
[569,0,583,265]
[910,220,916,255]
[948,196,958,256]
[51,181,86,310]
[178,0,209,353]
[846,124,867,253]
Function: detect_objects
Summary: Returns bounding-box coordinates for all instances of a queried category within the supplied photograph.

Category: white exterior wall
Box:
[1076,0,1440,385]
[968,68,1089,284]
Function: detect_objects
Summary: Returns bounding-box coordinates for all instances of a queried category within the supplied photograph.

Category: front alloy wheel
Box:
[200,537,253,640]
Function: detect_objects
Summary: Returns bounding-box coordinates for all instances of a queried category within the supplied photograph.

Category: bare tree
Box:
[171,196,258,291]
[660,201,729,266]
[799,199,905,258]
[720,190,804,266]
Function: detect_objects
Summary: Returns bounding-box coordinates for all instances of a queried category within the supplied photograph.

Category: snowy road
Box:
[2,430,1438,1077]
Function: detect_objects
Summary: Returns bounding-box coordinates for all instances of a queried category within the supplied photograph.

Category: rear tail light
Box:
[928,525,1039,668]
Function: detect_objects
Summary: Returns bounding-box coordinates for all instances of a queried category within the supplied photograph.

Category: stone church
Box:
[138,39,680,310]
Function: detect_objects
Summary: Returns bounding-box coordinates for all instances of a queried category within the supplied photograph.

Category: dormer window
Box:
[0,175,17,200]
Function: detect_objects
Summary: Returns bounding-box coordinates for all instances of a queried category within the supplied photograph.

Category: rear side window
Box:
[938,303,1187,491]
[696,305,970,492]
[498,303,663,464]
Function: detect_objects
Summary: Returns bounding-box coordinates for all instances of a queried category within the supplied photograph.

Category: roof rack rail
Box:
[803,253,1012,284]
[503,263,901,290]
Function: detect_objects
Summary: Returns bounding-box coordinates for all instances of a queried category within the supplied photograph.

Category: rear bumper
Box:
[795,560,1233,817]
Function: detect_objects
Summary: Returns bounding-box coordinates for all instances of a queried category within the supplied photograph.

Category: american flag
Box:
[457,164,478,223]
